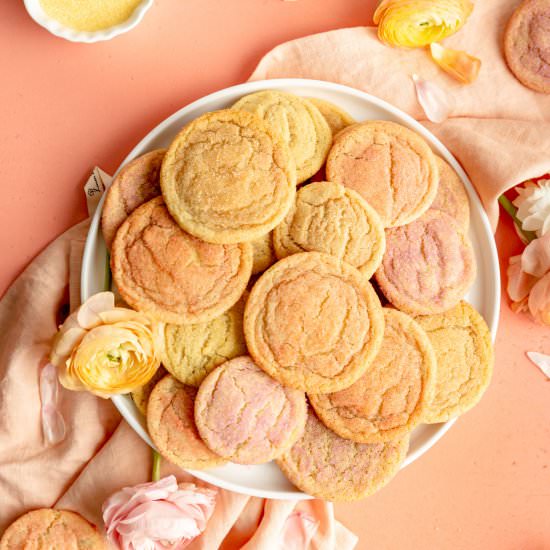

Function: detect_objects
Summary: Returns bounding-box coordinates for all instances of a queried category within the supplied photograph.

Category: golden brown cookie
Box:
[375,210,476,315]
[307,97,355,136]
[244,252,385,393]
[504,0,550,94]
[309,309,436,443]
[414,301,494,423]
[111,197,252,324]
[161,109,296,244]
[0,509,105,549]
[430,156,470,233]
[162,297,247,387]
[277,409,409,501]
[273,181,386,278]
[194,356,307,464]
[326,120,439,227]
[147,375,226,469]
[232,91,331,183]
[101,149,165,249]
[251,232,276,275]
[131,365,167,415]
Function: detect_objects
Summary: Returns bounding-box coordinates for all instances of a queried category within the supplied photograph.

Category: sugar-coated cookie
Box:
[194,356,307,464]
[277,410,409,501]
[504,0,550,94]
[111,197,252,324]
[131,365,167,415]
[307,97,355,136]
[0,509,105,550]
[101,149,165,249]
[244,252,385,393]
[251,232,276,275]
[147,375,226,469]
[273,181,386,278]
[162,297,247,387]
[161,109,296,244]
[375,210,476,315]
[309,309,435,443]
[233,91,331,183]
[414,301,494,423]
[326,120,439,227]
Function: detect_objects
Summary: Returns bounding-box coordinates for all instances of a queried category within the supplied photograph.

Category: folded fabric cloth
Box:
[249,0,550,230]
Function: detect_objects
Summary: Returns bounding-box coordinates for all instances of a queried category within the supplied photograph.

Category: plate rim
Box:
[81,77,500,500]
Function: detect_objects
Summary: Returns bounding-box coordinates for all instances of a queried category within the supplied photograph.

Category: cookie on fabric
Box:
[111,197,252,324]
[504,0,550,94]
[244,252,385,394]
[277,410,409,501]
[375,210,476,315]
[273,181,386,278]
[251,232,276,275]
[309,308,435,443]
[0,509,106,549]
[194,356,307,465]
[162,297,247,387]
[147,375,226,469]
[161,109,296,244]
[131,366,167,416]
[326,120,439,227]
[414,301,494,423]
[430,156,470,233]
[307,97,355,136]
[233,91,331,183]
[101,149,165,249]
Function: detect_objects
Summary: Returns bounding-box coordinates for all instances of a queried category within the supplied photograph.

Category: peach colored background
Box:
[1,1,549,549]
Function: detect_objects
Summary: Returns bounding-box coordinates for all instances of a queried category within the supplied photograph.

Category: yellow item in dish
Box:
[40,0,143,32]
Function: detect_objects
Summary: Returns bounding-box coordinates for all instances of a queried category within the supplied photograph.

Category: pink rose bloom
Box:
[103,476,216,550]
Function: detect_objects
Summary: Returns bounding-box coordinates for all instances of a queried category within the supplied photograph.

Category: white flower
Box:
[513,178,550,238]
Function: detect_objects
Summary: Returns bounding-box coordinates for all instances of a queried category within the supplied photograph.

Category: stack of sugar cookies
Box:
[101,90,494,502]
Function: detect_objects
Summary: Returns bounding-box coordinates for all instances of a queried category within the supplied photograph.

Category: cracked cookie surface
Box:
[111,197,252,324]
[244,252,385,393]
[131,365,167,415]
[161,109,296,244]
[430,157,470,233]
[101,149,165,249]
[307,97,355,136]
[309,309,436,443]
[147,375,226,469]
[273,181,386,278]
[414,301,494,423]
[0,509,105,549]
[162,297,247,387]
[251,232,276,275]
[326,120,439,227]
[194,356,307,464]
[233,91,331,183]
[277,410,409,501]
[375,210,476,315]
[504,0,550,94]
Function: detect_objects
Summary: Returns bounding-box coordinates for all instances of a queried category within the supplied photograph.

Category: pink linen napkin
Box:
[249,0,550,230]
[0,218,357,549]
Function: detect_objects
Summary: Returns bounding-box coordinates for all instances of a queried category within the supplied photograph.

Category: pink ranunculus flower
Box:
[528,272,550,326]
[102,476,217,550]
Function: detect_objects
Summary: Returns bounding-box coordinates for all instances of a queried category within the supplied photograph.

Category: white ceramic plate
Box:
[81,78,500,500]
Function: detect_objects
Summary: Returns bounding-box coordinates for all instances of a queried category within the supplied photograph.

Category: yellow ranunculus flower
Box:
[50,292,162,398]
[373,0,474,48]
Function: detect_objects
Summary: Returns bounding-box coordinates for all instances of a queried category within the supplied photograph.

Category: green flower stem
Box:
[152,450,161,482]
[498,195,537,243]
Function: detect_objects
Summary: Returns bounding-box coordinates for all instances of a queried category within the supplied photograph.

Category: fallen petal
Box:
[526,352,550,379]
[412,74,452,123]
[40,363,66,445]
[430,42,481,84]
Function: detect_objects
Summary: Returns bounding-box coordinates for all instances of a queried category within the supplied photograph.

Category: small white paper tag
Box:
[84,167,113,217]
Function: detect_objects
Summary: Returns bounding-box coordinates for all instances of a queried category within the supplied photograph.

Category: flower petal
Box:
[526,352,550,379]
[279,511,319,550]
[521,233,550,278]
[430,42,481,84]
[77,291,116,329]
[50,326,86,367]
[40,363,66,445]
[412,74,452,123]
[507,255,538,302]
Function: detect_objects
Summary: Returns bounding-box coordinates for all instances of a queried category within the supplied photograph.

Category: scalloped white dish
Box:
[23,0,153,43]
[82,79,500,500]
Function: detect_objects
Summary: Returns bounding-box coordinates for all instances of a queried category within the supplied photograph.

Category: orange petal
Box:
[430,42,481,84]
